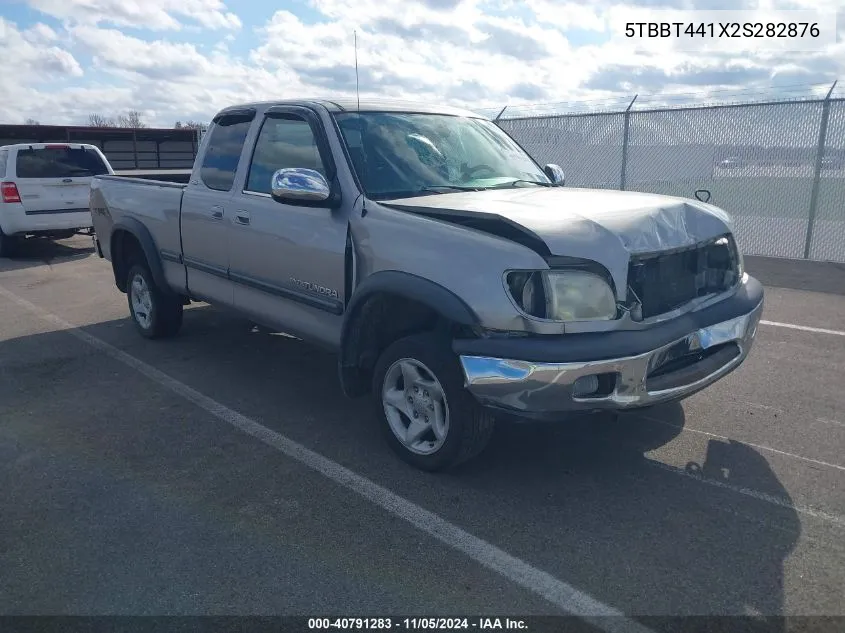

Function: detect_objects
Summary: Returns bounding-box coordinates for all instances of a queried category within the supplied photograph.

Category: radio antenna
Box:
[353,29,368,216]
[354,30,360,111]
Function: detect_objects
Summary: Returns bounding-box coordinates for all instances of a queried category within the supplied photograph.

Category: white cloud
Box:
[310,0,481,26]
[27,0,241,31]
[0,0,840,125]
[0,17,83,84]
[522,0,606,32]
[71,25,212,78]
[23,22,60,42]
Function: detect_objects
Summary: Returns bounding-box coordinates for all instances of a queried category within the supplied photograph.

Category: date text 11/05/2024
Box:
[308,618,528,630]
[625,21,820,38]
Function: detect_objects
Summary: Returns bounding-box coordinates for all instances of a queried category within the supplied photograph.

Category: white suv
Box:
[0,142,113,257]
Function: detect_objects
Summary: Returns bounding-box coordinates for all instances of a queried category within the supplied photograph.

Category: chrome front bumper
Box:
[459,298,763,416]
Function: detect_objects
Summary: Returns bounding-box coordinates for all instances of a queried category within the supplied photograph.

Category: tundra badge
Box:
[290,278,339,299]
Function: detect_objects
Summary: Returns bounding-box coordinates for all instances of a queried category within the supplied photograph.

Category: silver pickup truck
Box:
[90,99,764,471]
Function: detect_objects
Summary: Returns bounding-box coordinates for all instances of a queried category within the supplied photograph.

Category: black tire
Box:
[126,263,183,339]
[372,332,495,472]
[0,229,19,258]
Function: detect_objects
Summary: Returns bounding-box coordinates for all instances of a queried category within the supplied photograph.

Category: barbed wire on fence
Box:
[481,81,844,263]
[474,81,841,120]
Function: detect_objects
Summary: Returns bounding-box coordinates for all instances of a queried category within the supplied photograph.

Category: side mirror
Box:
[543,164,565,186]
[271,168,331,203]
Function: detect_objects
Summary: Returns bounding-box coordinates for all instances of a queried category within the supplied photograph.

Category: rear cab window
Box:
[200,117,253,192]
[15,146,109,179]
[0,150,8,178]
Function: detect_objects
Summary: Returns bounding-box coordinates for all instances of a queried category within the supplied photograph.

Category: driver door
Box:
[228,107,348,349]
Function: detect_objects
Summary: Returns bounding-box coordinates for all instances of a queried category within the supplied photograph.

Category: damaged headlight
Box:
[506,270,618,322]
[712,235,745,282]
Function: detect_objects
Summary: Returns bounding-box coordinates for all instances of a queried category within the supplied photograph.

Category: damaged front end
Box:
[452,232,761,417]
[625,233,743,322]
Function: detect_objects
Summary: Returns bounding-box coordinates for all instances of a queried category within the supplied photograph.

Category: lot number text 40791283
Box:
[307,618,528,630]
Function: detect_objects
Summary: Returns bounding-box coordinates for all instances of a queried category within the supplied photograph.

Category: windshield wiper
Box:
[419,184,484,193]
[371,185,482,200]
[488,179,554,189]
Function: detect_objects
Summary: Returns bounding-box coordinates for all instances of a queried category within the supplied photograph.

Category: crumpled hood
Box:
[381,186,733,298]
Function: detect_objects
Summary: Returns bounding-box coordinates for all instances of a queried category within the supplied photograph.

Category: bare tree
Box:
[116,110,147,128]
[88,113,116,127]
[175,120,206,129]
[25,118,41,125]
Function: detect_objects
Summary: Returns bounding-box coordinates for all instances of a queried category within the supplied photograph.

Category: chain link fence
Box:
[490,85,845,263]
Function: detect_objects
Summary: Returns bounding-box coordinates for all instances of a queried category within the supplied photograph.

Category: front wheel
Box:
[126,263,183,339]
[372,333,495,472]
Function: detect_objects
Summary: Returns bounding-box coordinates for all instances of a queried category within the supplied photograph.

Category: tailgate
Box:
[15,177,92,215]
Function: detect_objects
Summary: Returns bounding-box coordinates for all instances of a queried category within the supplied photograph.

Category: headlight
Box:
[713,234,744,281]
[546,271,617,320]
[506,270,617,322]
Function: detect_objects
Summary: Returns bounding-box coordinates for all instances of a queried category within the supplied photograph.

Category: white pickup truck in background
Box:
[0,142,113,257]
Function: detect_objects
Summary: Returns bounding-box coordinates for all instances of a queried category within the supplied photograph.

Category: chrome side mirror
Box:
[271,168,330,203]
[543,163,565,186]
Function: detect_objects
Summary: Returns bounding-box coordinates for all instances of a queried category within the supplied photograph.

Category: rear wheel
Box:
[126,263,183,339]
[372,332,495,471]
[0,229,19,258]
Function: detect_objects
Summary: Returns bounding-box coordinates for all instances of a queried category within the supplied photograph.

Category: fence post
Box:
[619,95,637,190]
[131,128,139,169]
[804,80,837,259]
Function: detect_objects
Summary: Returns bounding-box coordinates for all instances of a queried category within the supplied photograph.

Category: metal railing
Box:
[484,83,845,263]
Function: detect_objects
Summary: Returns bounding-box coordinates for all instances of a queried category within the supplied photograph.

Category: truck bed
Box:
[112,169,193,184]
[96,174,188,189]
[90,174,188,293]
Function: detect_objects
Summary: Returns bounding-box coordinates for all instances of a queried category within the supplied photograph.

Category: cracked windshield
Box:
[335,112,551,199]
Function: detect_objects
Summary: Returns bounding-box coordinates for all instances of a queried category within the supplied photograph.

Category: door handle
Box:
[210,205,224,220]
[234,210,250,225]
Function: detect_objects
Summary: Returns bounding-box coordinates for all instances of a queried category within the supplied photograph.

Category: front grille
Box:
[628,235,739,319]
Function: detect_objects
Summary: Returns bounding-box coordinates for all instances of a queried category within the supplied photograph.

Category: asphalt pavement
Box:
[0,237,843,628]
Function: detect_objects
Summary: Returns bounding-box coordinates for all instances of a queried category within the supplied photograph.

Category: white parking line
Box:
[761,320,845,337]
[638,414,845,473]
[645,460,845,528]
[742,401,845,429]
[817,417,845,428]
[0,284,652,633]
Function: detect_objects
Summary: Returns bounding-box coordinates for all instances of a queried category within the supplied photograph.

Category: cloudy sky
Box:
[0,0,843,127]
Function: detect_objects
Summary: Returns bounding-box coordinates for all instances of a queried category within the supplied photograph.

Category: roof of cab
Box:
[215,99,487,119]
